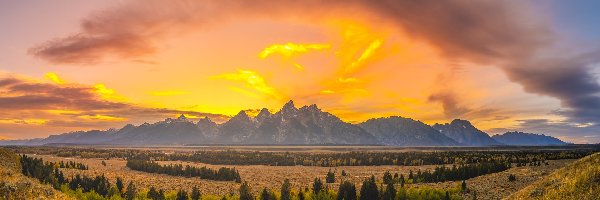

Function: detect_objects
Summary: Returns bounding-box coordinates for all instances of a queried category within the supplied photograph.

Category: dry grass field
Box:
[417,159,575,200]
[30,154,575,198]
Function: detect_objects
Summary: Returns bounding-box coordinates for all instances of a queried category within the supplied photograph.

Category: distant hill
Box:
[0,148,70,199]
[509,152,600,199]
[492,131,568,146]
[433,119,503,146]
[359,116,460,146]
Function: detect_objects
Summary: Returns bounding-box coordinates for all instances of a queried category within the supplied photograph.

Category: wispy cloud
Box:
[215,69,280,99]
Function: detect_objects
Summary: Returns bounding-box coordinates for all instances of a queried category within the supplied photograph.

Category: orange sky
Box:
[1,0,600,143]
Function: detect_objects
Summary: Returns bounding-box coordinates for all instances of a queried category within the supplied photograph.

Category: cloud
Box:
[0,74,229,133]
[29,0,542,65]
[44,72,65,84]
[259,43,331,59]
[149,90,188,96]
[215,69,280,99]
[346,39,383,73]
[503,53,600,124]
[28,0,600,131]
[428,92,471,119]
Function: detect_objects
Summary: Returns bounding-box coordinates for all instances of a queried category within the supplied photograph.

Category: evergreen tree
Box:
[191,186,201,200]
[359,176,378,200]
[298,190,305,200]
[116,177,124,195]
[159,189,166,200]
[176,189,189,200]
[125,181,137,200]
[336,181,357,200]
[341,170,347,176]
[400,174,405,187]
[326,169,336,183]
[382,171,393,185]
[239,182,254,200]
[148,186,159,200]
[260,188,271,200]
[444,191,450,200]
[382,183,395,200]
[313,178,324,194]
[508,174,516,182]
[461,180,467,194]
[281,179,291,200]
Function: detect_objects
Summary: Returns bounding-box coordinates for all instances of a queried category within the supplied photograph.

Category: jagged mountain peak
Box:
[255,108,272,122]
[232,110,250,120]
[300,104,320,112]
[280,100,297,113]
[432,119,501,146]
[197,117,216,125]
[177,114,188,121]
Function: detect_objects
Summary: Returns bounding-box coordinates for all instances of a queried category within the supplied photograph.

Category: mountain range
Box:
[0,101,569,146]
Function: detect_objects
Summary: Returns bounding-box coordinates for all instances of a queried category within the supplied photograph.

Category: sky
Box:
[1,0,600,143]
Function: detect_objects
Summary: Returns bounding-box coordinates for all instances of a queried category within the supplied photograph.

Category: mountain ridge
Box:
[0,101,569,146]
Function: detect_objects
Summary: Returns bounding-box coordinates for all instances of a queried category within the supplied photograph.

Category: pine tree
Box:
[159,189,166,200]
[461,180,467,194]
[444,191,450,200]
[191,186,201,200]
[400,174,405,187]
[281,179,291,200]
[336,181,357,200]
[382,183,395,200]
[298,190,305,200]
[260,188,270,200]
[383,171,393,185]
[239,182,254,200]
[116,177,124,195]
[313,178,324,194]
[148,186,159,200]
[326,169,335,183]
[176,189,189,200]
[359,176,378,200]
[125,181,136,200]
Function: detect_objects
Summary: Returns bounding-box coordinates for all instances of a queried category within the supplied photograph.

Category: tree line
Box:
[21,154,468,200]
[12,146,596,167]
[408,162,510,183]
[57,160,88,170]
[126,159,241,182]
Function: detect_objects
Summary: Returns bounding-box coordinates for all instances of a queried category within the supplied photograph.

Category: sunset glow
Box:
[1,0,600,144]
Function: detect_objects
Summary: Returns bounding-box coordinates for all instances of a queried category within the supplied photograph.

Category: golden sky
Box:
[1,0,600,143]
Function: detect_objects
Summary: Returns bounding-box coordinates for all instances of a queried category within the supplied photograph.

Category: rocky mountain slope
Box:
[0,101,572,146]
[359,116,460,146]
[432,119,502,146]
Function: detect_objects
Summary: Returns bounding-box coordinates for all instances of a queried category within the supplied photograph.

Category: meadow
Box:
[7,145,596,199]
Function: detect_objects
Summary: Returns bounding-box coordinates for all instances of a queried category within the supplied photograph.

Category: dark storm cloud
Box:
[504,52,600,123]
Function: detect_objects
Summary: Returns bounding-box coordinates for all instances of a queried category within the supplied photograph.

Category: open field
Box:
[30,153,576,198]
